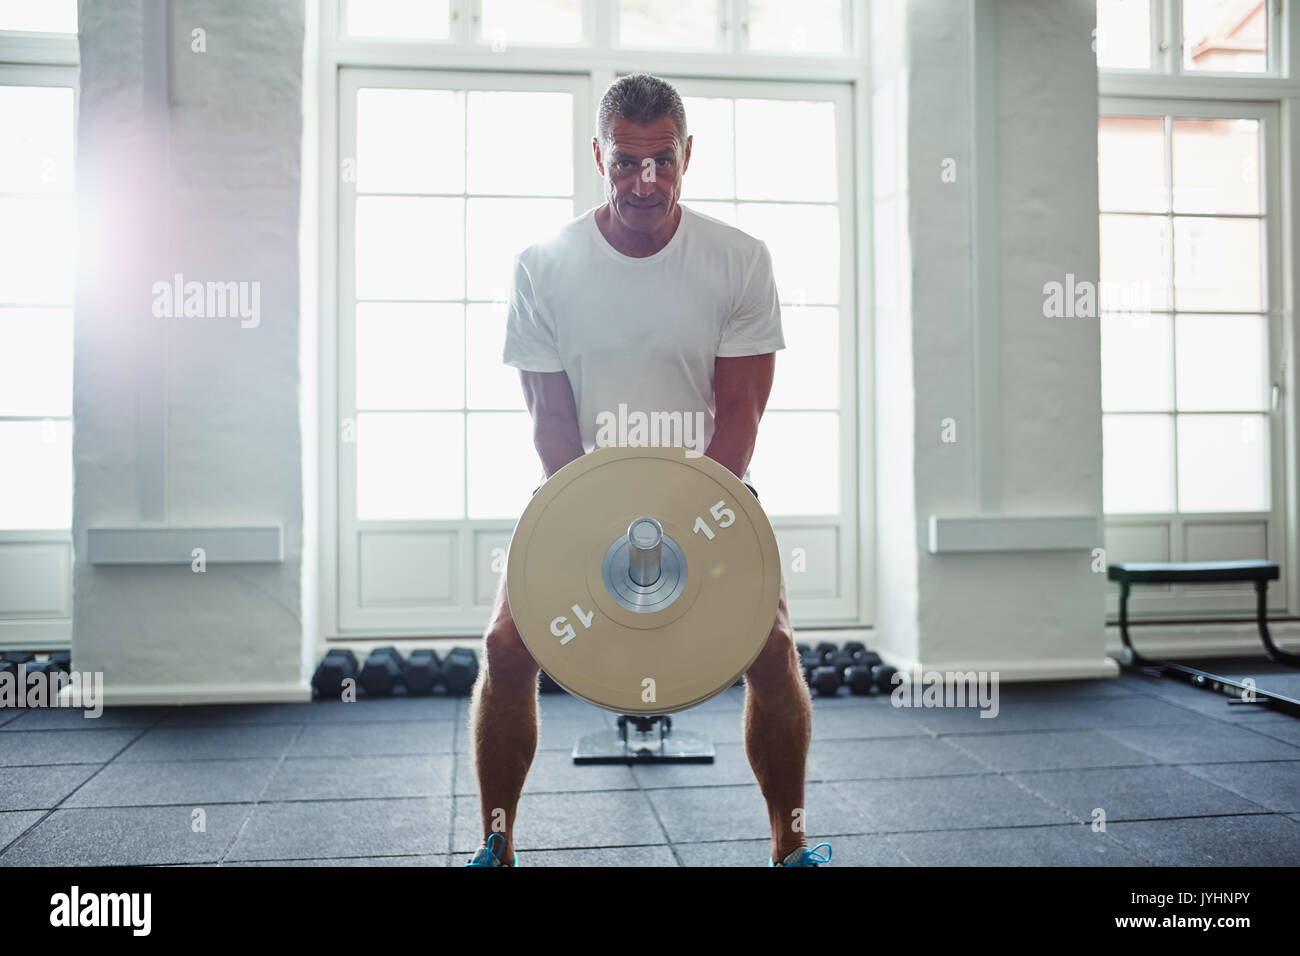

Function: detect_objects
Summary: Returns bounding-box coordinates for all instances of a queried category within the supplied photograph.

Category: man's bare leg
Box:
[742,578,813,863]
[466,575,540,865]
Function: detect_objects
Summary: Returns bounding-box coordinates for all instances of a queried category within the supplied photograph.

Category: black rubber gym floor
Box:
[2,665,1299,866]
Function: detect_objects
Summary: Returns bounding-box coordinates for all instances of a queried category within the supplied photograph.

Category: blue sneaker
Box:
[770,843,832,867]
[464,832,519,867]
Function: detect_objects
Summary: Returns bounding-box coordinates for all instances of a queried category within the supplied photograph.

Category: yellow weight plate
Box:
[506,445,781,714]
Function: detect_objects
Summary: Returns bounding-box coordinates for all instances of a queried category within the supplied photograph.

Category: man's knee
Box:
[747,607,798,685]
[482,587,539,684]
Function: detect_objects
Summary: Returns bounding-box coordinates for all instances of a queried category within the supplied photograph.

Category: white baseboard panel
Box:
[0,618,71,647]
[59,681,312,707]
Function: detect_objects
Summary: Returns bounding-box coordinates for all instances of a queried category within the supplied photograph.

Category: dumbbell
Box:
[871,664,899,692]
[441,647,479,695]
[844,652,884,694]
[312,648,359,698]
[799,647,824,685]
[26,659,66,677]
[812,642,877,696]
[810,642,876,697]
[360,646,406,696]
[402,649,441,695]
[809,665,843,697]
[828,649,857,671]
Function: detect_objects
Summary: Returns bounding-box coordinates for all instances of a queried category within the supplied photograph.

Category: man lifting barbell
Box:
[465,73,829,868]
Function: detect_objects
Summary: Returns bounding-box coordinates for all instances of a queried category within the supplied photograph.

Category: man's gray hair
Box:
[596,73,688,147]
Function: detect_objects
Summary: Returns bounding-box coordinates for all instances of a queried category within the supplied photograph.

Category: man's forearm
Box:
[534,419,585,478]
[705,422,757,481]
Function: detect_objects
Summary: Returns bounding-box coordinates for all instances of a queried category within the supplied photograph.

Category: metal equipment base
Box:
[1110,561,1300,719]
[573,714,715,764]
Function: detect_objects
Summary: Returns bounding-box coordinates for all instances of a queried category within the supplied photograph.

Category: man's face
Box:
[594,115,692,233]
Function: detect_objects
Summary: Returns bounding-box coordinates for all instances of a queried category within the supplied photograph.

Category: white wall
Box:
[73,0,310,703]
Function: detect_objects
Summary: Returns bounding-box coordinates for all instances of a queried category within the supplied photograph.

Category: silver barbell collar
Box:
[626,516,663,587]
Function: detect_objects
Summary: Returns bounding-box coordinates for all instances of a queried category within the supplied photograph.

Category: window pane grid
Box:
[680,94,843,421]
[338,69,858,625]
[1099,110,1271,517]
[0,83,75,530]
[351,84,574,520]
[340,0,854,55]
[345,80,853,527]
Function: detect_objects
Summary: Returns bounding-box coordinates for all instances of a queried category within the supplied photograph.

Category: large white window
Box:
[0,8,78,648]
[336,70,584,632]
[323,1,864,637]
[1096,0,1295,620]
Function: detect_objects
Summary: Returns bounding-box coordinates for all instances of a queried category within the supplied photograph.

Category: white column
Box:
[872,0,1112,680]
[72,0,311,703]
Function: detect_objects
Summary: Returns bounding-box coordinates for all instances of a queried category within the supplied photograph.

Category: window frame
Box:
[339,0,860,57]
[335,67,591,634]
[1096,0,1300,628]
[327,0,861,77]
[1099,94,1292,621]
[0,39,79,651]
[318,0,873,640]
[648,73,860,625]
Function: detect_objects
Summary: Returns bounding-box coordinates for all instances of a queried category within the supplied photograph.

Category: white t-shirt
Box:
[502,203,785,464]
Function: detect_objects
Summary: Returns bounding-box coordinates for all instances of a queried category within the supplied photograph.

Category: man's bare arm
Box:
[706,353,775,480]
[520,370,585,478]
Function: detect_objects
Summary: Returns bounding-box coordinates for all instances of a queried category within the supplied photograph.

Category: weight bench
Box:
[1108,560,1300,718]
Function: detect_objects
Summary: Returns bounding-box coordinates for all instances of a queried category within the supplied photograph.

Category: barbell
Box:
[506,445,781,714]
